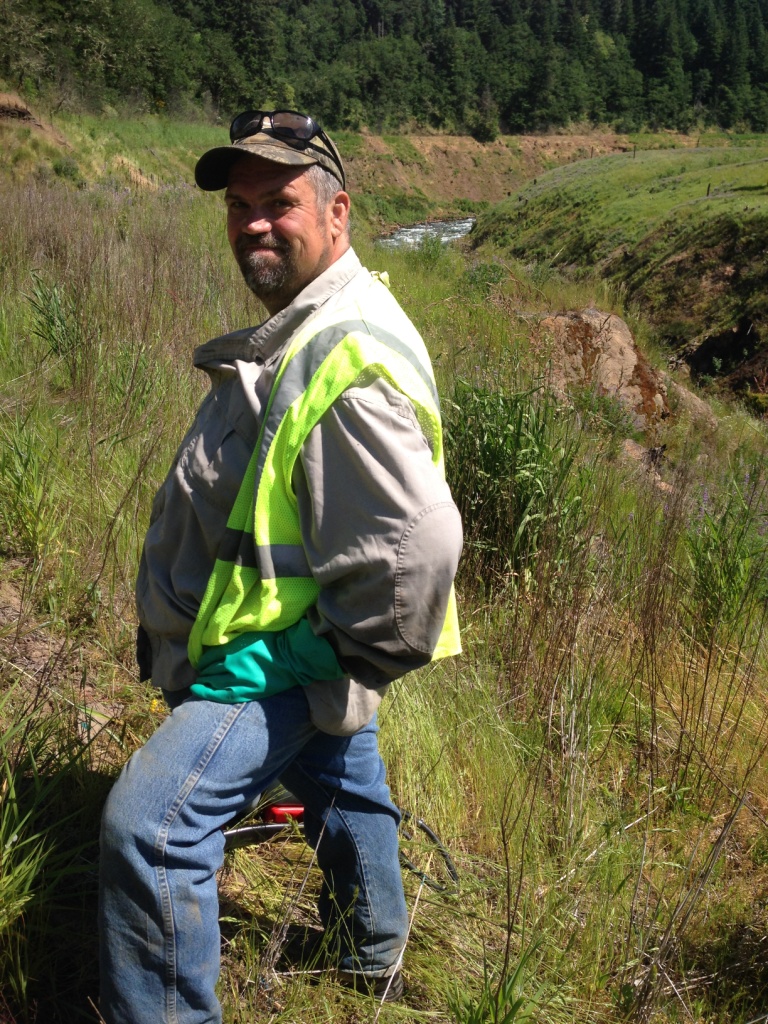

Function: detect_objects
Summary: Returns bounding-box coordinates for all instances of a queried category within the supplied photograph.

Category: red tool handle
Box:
[264,804,305,824]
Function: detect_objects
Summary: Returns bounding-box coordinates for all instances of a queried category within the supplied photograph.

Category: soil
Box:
[346,130,644,206]
[0,572,125,742]
[0,92,69,147]
[0,91,680,209]
[0,574,61,682]
[0,92,43,127]
[112,154,158,189]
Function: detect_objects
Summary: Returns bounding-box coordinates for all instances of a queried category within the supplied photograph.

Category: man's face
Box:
[225,156,349,315]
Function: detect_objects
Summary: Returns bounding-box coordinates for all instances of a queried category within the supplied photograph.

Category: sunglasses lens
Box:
[230,111,264,142]
[270,111,315,140]
[226,110,342,185]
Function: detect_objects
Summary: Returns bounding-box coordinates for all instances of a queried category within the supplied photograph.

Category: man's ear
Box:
[330,191,351,241]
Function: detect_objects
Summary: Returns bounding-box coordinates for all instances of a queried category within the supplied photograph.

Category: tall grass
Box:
[0,677,118,1021]
[1,173,768,1024]
[444,377,584,592]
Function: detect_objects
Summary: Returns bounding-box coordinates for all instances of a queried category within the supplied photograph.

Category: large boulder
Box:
[535,307,669,430]
[663,377,718,433]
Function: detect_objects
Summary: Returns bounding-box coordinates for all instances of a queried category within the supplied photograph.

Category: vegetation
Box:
[4,0,768,134]
[3,127,768,1024]
[472,142,768,390]
[0,109,503,235]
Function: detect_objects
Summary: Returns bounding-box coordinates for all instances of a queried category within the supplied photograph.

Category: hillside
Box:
[472,139,768,401]
[4,0,768,135]
[0,92,732,222]
[4,101,768,1024]
[12,95,759,399]
[4,92,768,390]
[0,92,641,217]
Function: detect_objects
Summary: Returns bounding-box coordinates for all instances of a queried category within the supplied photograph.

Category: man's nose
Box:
[242,210,273,234]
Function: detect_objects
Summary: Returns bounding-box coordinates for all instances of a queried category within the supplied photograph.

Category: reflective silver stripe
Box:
[255,319,439,499]
[222,319,439,580]
[257,543,312,578]
[219,528,312,578]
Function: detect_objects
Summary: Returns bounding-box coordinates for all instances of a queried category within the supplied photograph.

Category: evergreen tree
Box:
[717,0,750,125]
[2,0,768,133]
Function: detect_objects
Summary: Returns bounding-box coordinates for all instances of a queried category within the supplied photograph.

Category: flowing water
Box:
[377,217,476,249]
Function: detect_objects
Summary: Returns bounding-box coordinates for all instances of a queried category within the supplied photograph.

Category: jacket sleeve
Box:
[292,376,463,687]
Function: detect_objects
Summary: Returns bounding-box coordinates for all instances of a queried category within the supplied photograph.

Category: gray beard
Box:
[235,234,298,302]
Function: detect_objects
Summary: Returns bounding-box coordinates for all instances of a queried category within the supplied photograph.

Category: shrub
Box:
[51,157,83,187]
[444,379,583,591]
[27,274,88,392]
[412,230,445,268]
[684,474,768,640]
[463,260,506,296]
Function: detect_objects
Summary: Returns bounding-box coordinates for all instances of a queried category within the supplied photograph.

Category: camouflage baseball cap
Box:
[195,110,346,190]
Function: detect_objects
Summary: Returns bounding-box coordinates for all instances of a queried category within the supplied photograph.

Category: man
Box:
[99,109,463,1024]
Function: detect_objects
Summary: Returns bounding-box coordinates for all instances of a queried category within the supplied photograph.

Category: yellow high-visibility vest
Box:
[188,272,461,668]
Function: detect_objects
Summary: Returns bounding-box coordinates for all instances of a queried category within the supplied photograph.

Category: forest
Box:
[3,0,768,135]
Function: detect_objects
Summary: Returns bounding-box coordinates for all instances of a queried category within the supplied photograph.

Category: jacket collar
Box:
[194,248,363,369]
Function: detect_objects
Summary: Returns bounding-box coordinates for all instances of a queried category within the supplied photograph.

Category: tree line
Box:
[2,0,768,135]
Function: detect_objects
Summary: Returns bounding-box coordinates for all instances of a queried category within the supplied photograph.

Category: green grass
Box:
[62,113,227,182]
[2,157,768,1024]
[382,135,428,168]
[472,145,768,372]
[475,146,768,264]
[354,187,437,230]
[333,130,366,160]
[2,112,477,234]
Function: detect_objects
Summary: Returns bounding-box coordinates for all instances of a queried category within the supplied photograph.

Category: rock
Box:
[0,93,41,127]
[621,437,650,465]
[620,439,674,493]
[535,307,669,430]
[663,377,718,433]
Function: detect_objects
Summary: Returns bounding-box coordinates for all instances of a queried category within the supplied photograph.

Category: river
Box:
[377,217,475,249]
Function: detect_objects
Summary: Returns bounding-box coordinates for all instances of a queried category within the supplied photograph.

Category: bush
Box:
[684,474,768,640]
[444,379,584,591]
[463,260,506,295]
[411,230,445,268]
[51,156,83,186]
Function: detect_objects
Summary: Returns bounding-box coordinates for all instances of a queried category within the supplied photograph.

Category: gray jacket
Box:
[137,248,463,734]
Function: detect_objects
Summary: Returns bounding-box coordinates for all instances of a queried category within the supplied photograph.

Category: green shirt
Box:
[190,617,344,703]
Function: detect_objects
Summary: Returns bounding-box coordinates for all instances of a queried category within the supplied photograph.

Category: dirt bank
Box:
[0,92,683,209]
[346,130,640,205]
[0,92,69,146]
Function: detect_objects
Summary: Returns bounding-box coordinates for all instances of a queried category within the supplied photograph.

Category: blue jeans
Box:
[99,687,408,1024]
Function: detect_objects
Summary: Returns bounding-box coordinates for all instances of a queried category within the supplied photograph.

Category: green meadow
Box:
[3,121,768,1024]
[473,144,768,379]
[474,143,768,266]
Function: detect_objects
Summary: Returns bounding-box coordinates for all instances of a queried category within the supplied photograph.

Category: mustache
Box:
[236,233,288,255]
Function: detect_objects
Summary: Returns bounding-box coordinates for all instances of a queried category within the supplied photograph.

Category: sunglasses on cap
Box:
[229,109,346,189]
